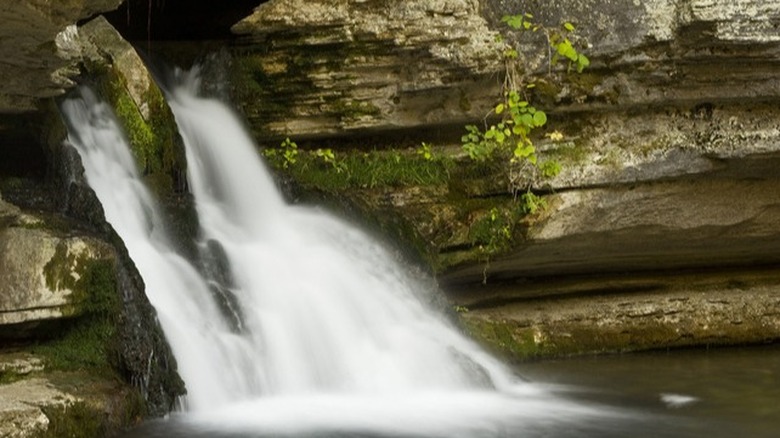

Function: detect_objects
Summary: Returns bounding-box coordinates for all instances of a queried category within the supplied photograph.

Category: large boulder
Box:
[0,376,75,438]
[0,212,114,334]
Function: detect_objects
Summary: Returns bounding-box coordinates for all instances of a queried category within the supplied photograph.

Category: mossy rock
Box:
[96,66,186,197]
[77,16,187,199]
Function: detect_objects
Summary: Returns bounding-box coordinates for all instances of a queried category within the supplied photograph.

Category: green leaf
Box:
[564,22,576,32]
[495,103,505,114]
[514,143,535,158]
[541,160,562,178]
[577,54,590,73]
[533,111,547,127]
[521,114,534,127]
[504,14,524,29]
[564,46,578,61]
[526,83,536,89]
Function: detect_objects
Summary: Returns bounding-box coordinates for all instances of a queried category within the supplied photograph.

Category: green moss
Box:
[462,315,717,361]
[34,258,119,373]
[468,203,522,258]
[34,402,107,438]
[462,318,544,360]
[531,78,564,103]
[0,369,25,385]
[461,317,595,361]
[458,89,472,112]
[283,149,455,192]
[568,72,603,94]
[98,66,183,196]
[43,242,80,297]
[40,372,149,435]
[332,100,381,122]
[267,145,544,273]
[545,141,588,165]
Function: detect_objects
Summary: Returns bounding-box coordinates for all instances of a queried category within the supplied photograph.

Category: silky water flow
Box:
[59,70,629,437]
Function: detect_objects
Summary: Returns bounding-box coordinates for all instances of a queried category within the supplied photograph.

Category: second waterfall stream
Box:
[60,68,616,437]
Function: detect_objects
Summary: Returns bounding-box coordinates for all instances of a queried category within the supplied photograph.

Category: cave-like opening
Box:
[103,0,265,42]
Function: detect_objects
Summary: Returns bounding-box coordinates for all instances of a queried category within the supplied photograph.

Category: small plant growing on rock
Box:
[459,13,590,280]
[461,12,589,200]
[314,148,347,173]
[417,142,435,161]
[262,137,299,169]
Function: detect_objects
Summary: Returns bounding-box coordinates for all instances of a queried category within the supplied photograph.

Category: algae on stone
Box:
[76,16,187,198]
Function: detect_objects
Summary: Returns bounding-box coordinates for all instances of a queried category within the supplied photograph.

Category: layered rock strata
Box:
[231,0,503,139]
[231,0,780,358]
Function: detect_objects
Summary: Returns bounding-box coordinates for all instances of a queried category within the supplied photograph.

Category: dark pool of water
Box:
[518,344,780,437]
[122,345,780,438]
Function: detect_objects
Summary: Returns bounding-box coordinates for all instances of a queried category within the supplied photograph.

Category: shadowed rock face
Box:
[103,0,261,41]
[0,0,123,113]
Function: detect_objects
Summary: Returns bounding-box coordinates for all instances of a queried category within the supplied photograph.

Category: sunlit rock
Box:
[0,195,114,335]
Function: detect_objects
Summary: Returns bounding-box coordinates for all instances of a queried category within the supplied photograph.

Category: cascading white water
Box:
[61,71,615,437]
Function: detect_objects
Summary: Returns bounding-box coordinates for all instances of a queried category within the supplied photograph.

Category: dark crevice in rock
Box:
[103,0,264,41]
[0,115,47,181]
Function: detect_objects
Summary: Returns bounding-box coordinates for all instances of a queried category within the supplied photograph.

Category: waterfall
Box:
[60,71,611,437]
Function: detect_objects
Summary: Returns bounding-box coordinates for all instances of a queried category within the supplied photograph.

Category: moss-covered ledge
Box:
[456,269,780,361]
[267,142,533,274]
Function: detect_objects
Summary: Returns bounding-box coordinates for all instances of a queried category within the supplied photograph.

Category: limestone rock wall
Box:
[231,0,780,357]
[231,0,503,139]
